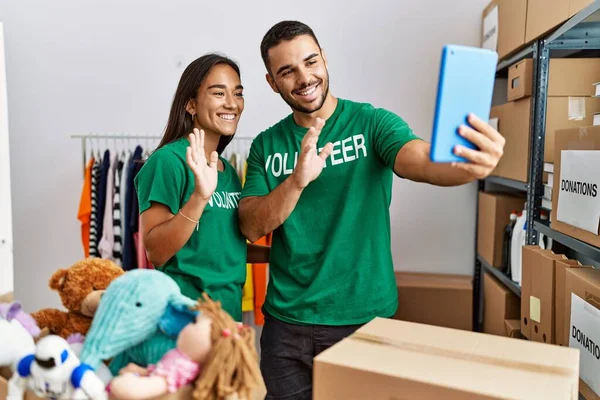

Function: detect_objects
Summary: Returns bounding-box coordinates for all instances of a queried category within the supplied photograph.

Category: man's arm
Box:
[394,114,505,186]
[239,118,333,242]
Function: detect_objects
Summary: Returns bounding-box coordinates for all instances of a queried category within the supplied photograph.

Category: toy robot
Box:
[8,335,107,400]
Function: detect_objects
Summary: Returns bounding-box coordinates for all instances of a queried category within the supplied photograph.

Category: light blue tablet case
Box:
[430,45,498,163]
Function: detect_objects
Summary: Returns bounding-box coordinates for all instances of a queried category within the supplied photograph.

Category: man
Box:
[239,20,505,400]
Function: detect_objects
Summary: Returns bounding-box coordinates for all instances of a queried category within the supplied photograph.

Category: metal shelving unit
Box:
[474,3,600,398]
[478,255,521,296]
[534,220,600,262]
[484,176,528,192]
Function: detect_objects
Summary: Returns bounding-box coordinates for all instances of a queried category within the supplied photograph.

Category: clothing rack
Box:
[71,133,254,177]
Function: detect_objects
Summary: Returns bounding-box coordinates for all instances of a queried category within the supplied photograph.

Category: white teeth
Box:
[218,114,235,120]
[299,85,317,96]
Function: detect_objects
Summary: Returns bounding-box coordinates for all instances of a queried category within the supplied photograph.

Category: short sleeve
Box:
[372,108,421,169]
[240,137,270,199]
[134,150,186,216]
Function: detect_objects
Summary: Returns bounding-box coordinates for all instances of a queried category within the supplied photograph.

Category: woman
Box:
[134,53,268,322]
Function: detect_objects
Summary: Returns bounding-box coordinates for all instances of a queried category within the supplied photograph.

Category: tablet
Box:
[430,44,498,163]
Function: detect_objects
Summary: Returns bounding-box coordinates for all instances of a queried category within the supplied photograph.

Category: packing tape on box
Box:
[351,332,575,377]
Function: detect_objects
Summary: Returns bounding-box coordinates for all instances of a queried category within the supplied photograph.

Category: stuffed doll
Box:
[8,334,108,400]
[108,293,262,400]
[0,301,41,370]
[31,257,124,338]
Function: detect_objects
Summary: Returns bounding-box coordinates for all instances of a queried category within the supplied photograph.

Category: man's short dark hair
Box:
[260,21,321,73]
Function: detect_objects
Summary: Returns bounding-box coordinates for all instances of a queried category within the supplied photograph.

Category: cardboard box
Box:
[520,246,582,344]
[508,59,534,101]
[483,272,521,336]
[526,0,570,42]
[504,319,523,338]
[490,98,531,182]
[555,258,585,346]
[564,268,600,399]
[482,0,528,60]
[393,272,472,331]
[570,0,594,16]
[491,97,600,177]
[477,192,526,267]
[510,58,600,101]
[313,317,580,400]
[552,126,600,248]
[521,245,543,339]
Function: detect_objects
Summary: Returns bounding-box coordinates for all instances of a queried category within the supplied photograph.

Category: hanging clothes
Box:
[89,158,101,257]
[98,153,118,260]
[122,146,143,270]
[112,158,124,265]
[96,150,111,242]
[77,157,94,257]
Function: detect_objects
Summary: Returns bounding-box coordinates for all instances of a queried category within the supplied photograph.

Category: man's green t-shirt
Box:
[134,138,246,321]
[241,99,420,326]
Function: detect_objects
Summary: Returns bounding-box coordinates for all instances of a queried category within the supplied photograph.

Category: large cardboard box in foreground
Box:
[394,272,472,331]
[314,317,580,400]
[552,126,600,248]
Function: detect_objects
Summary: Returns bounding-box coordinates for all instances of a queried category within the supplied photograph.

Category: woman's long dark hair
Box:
[156,53,241,154]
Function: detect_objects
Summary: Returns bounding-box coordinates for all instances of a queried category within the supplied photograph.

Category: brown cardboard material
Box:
[394,272,472,331]
[482,0,528,60]
[313,317,580,400]
[477,192,526,267]
[555,259,585,346]
[552,126,600,248]
[530,251,571,345]
[521,245,543,339]
[564,268,600,398]
[491,97,600,176]
[490,98,531,182]
[508,59,534,101]
[570,0,595,16]
[545,97,600,163]
[483,272,520,336]
[0,291,13,303]
[504,319,523,338]
[526,0,570,42]
[548,59,600,97]
[508,58,600,101]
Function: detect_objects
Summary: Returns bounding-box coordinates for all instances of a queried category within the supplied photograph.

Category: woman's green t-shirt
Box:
[134,138,246,321]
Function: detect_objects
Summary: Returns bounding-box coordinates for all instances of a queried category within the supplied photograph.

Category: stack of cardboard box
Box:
[482,0,594,60]
[490,58,600,183]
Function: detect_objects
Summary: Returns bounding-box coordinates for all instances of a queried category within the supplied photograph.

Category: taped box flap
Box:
[315,318,579,400]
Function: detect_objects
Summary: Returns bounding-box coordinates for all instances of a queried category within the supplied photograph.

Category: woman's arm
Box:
[141,129,219,267]
[247,243,270,264]
[141,194,209,267]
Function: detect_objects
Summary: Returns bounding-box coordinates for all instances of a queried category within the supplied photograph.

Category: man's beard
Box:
[278,73,330,114]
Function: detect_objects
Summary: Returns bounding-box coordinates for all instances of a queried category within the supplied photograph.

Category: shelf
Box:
[547,0,600,47]
[485,176,528,192]
[478,255,521,297]
[496,43,536,72]
[534,220,600,262]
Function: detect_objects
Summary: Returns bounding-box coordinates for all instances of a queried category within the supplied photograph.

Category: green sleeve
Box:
[372,108,421,170]
[240,137,269,199]
[134,150,186,215]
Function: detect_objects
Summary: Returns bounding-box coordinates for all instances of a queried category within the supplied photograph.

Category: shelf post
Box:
[526,40,549,245]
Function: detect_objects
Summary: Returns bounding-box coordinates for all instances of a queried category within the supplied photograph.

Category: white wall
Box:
[0,21,13,297]
[0,0,489,312]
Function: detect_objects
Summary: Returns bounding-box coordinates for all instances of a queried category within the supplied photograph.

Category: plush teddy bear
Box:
[31,257,124,339]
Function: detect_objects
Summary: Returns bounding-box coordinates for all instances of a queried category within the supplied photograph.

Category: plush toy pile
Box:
[0,258,262,400]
